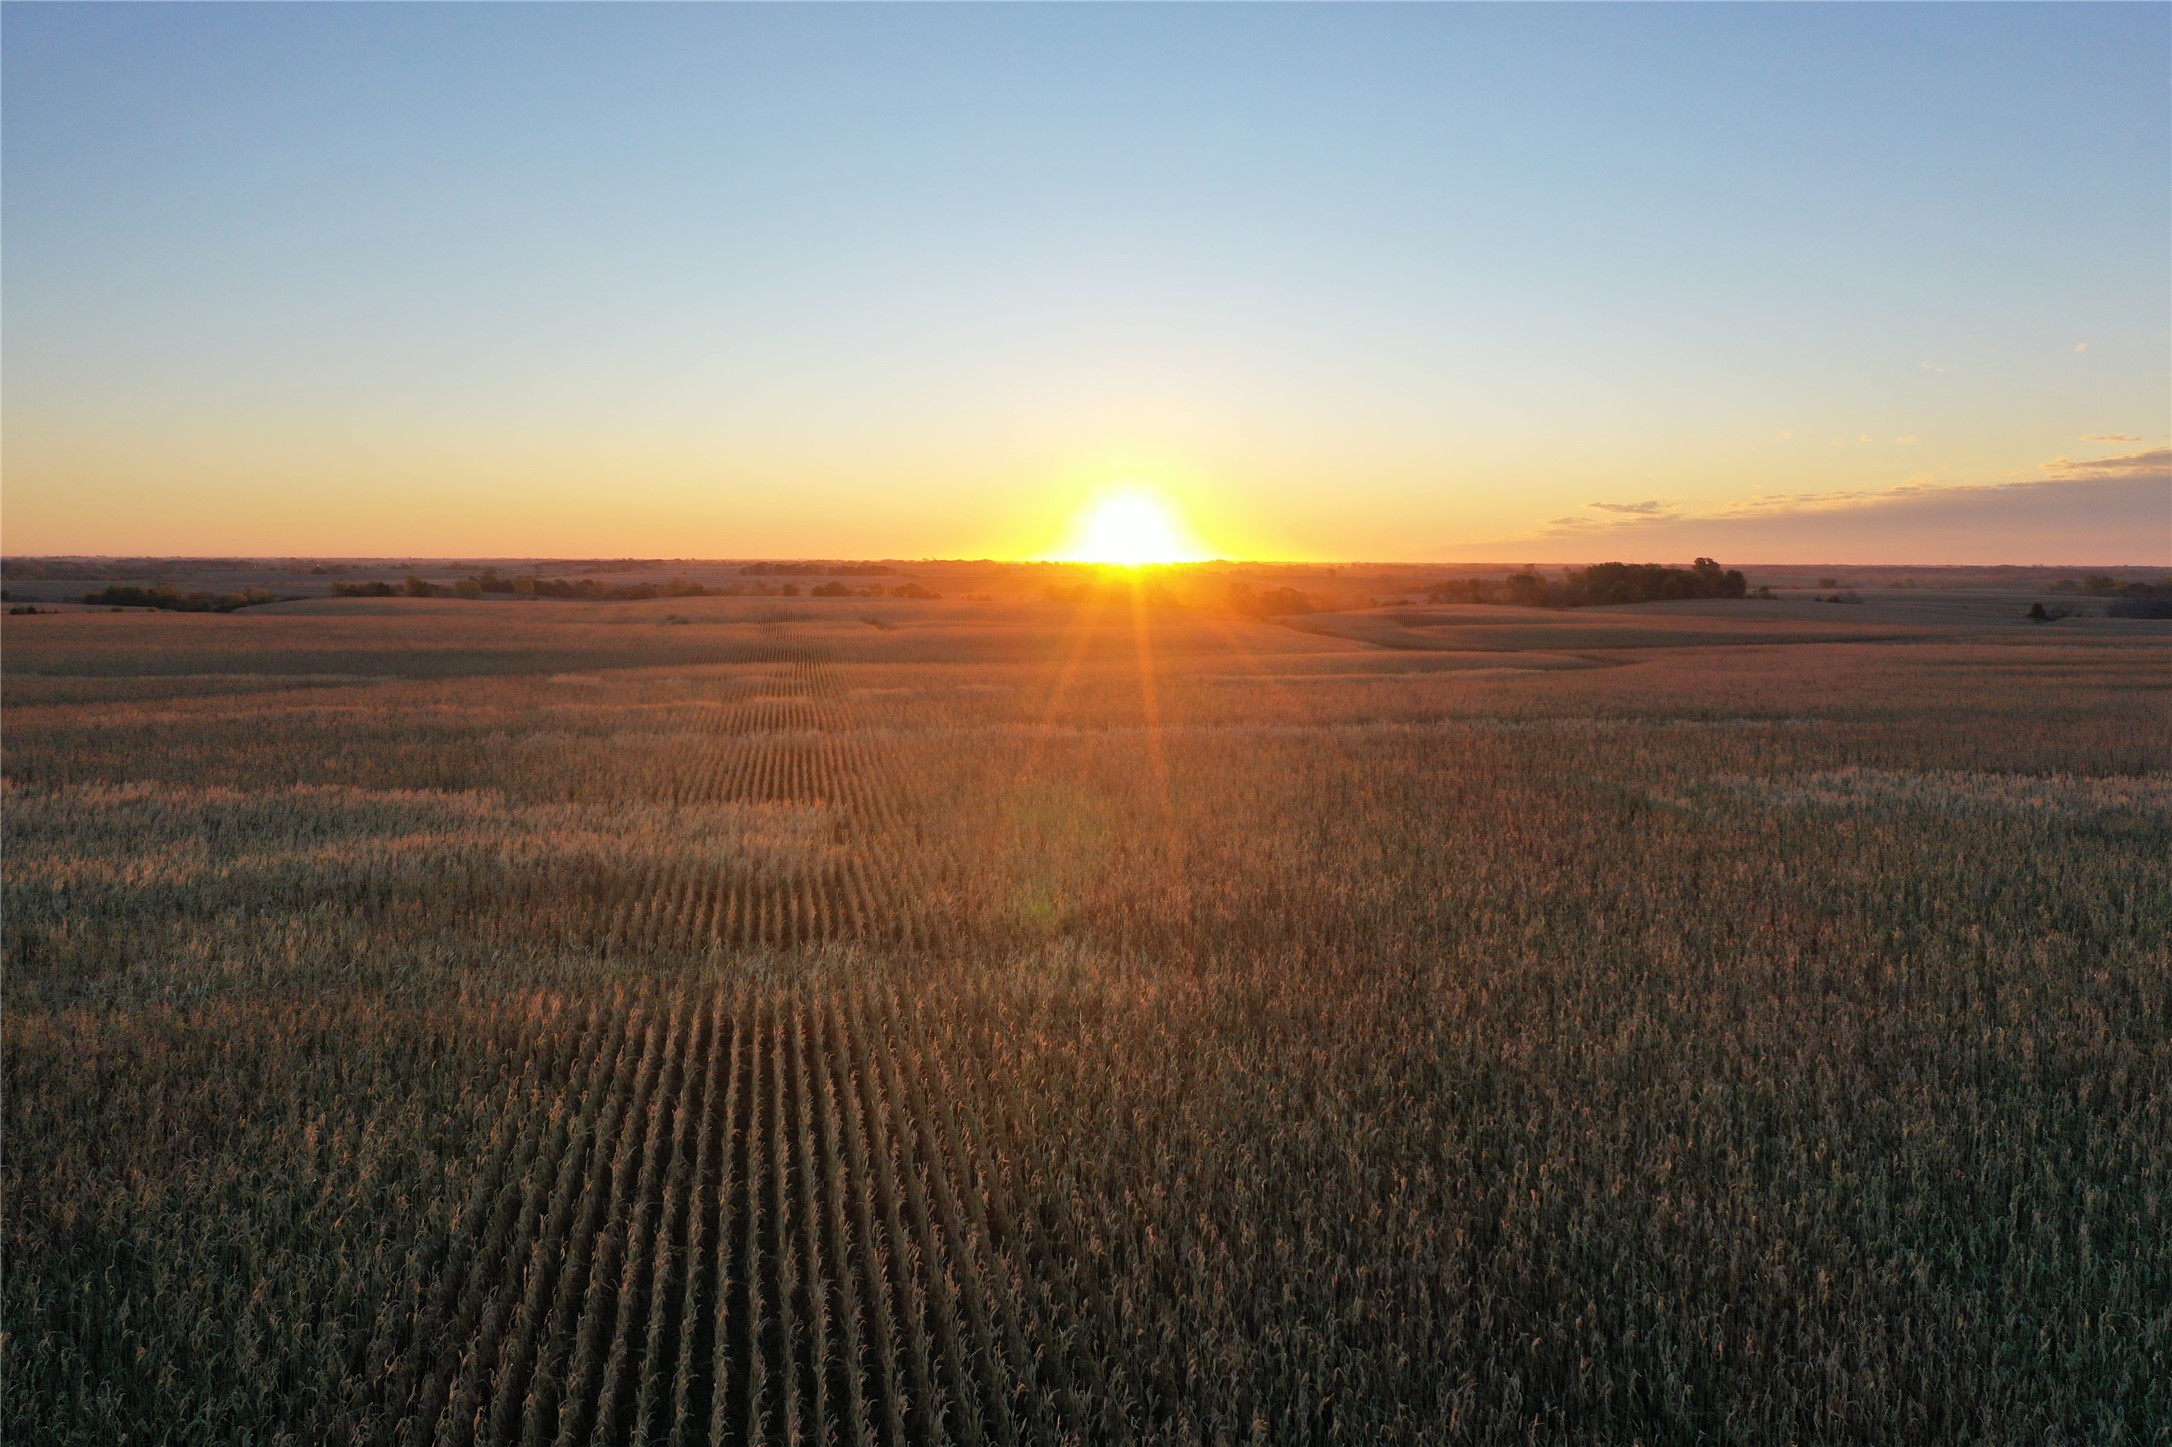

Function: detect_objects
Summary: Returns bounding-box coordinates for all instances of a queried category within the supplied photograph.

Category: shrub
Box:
[81,585,277,613]
[740,561,895,577]
[1225,581,1320,617]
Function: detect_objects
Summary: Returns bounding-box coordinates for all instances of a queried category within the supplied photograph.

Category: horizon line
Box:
[5,554,2169,572]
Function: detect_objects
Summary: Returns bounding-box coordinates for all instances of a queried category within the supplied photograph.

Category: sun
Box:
[1060,491,1207,566]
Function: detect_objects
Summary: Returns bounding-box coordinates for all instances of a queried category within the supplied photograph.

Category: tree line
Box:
[80,585,281,612]
[1426,558,1749,608]
[334,571,941,602]
[2051,575,2172,618]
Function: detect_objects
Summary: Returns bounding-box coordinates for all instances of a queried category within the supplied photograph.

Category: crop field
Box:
[5,590,2169,1444]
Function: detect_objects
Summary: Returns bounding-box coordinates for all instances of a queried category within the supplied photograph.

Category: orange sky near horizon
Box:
[5,432,2166,566]
[4,7,2166,566]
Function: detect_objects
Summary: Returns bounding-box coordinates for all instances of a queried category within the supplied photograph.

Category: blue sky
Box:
[5,3,2166,561]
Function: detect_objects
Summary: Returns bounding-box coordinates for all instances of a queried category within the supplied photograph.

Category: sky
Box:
[4,3,2167,564]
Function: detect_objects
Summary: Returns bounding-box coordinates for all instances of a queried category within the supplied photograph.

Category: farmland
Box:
[5,581,2169,1444]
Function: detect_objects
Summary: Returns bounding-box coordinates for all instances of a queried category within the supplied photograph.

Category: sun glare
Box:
[1061,491,1206,566]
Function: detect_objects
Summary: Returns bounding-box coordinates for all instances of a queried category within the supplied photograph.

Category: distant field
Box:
[5,590,2168,1444]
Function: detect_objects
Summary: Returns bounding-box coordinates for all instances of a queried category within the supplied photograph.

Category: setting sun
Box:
[1059,491,1208,566]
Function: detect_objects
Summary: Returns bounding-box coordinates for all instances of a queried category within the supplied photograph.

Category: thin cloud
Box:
[2082,433,2139,443]
[1712,455,2166,521]
[1461,444,2169,562]
[1718,486,1897,518]
[2042,446,2171,481]
[1542,500,1683,536]
[1895,436,1918,445]
[1462,471,2167,564]
[2073,342,2089,353]
[1920,361,1945,373]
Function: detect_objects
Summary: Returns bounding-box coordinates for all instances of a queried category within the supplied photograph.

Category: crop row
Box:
[341,977,1028,1446]
[610,663,943,954]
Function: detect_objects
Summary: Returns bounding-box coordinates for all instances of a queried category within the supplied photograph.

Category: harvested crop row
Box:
[341,977,1020,1446]
[609,655,936,954]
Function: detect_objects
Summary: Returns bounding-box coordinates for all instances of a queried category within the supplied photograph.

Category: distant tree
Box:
[1503,571,1551,607]
[404,576,434,598]
[454,578,484,600]
[2106,591,2172,619]
[512,575,536,598]
[82,584,275,613]
[741,561,894,577]
[1428,561,1755,610]
[1225,582,1320,618]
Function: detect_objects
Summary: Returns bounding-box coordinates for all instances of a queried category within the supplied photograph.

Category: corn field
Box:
[5,601,2169,1443]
